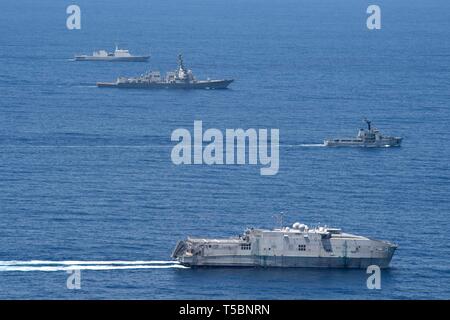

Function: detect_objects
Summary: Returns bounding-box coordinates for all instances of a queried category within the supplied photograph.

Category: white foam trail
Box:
[279,143,325,147]
[0,264,188,272]
[0,260,179,266]
[1,146,169,149]
[298,143,326,147]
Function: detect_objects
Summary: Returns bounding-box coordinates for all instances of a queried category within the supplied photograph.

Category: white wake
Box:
[0,260,188,272]
[0,260,179,266]
[298,143,326,147]
[280,143,326,147]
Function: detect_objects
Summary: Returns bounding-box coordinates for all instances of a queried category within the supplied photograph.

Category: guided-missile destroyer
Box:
[97,54,233,89]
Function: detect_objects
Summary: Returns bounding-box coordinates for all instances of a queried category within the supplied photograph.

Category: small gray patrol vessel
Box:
[324,119,402,147]
[172,221,397,268]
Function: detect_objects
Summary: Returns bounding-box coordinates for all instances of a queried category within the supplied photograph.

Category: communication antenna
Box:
[363,118,372,130]
[273,212,285,229]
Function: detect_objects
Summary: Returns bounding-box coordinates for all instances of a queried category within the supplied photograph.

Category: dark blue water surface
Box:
[0,0,449,299]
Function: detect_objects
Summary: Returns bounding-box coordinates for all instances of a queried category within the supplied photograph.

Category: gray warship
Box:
[97,54,233,89]
[172,221,397,268]
[324,119,402,147]
[75,46,150,62]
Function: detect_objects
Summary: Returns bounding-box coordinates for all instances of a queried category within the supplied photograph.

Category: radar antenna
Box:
[273,212,285,229]
[364,118,372,130]
[178,54,187,72]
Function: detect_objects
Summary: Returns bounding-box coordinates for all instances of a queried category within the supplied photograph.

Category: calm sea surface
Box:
[0,0,449,299]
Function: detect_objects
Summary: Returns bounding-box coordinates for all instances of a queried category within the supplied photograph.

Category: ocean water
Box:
[0,0,449,299]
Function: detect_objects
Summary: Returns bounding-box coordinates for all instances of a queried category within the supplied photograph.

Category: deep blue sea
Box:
[0,0,449,299]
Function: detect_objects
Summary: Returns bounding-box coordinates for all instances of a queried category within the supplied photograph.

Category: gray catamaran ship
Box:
[97,54,233,89]
[74,46,150,62]
[324,119,402,147]
[172,221,397,268]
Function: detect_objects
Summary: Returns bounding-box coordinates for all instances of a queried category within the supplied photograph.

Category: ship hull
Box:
[177,254,395,269]
[97,79,233,89]
[173,236,397,269]
[324,138,402,147]
[74,56,150,62]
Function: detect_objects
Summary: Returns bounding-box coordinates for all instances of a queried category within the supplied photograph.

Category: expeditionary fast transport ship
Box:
[74,46,150,62]
[172,222,397,268]
[97,54,233,89]
[324,119,402,147]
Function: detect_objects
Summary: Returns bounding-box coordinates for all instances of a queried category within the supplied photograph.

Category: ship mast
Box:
[273,212,284,229]
[178,54,187,73]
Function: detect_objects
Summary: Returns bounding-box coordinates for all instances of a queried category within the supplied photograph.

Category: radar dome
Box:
[292,222,307,231]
